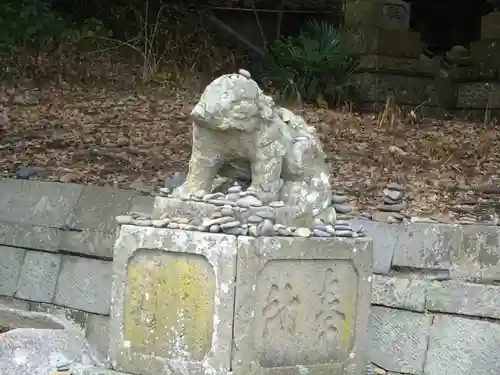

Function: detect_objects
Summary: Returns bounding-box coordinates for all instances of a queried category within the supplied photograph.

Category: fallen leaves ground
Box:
[1,78,500,219]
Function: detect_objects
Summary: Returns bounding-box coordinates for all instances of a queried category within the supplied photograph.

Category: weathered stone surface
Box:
[153,197,217,220]
[0,245,26,296]
[0,328,103,375]
[0,296,30,310]
[370,306,431,374]
[0,306,72,330]
[15,250,61,303]
[29,301,89,331]
[110,225,237,375]
[130,195,155,215]
[60,229,117,260]
[470,40,500,69]
[0,179,83,227]
[358,55,439,76]
[371,275,426,312]
[481,12,500,39]
[457,81,500,109]
[86,314,110,364]
[66,186,134,231]
[344,0,411,30]
[426,280,500,319]
[73,367,131,375]
[355,73,437,106]
[233,236,372,375]
[342,28,420,58]
[452,225,500,281]
[0,221,62,252]
[170,71,334,227]
[392,224,462,270]
[351,220,399,274]
[62,186,135,258]
[424,315,500,375]
[53,255,112,314]
[154,197,329,228]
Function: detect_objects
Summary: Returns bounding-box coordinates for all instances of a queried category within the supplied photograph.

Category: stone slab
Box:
[0,179,83,227]
[53,255,112,314]
[73,367,131,375]
[0,245,26,296]
[452,225,500,281]
[59,229,117,259]
[355,73,437,106]
[481,12,500,39]
[60,186,135,258]
[344,0,411,30]
[358,55,439,76]
[15,250,61,303]
[426,280,500,319]
[0,306,69,330]
[351,220,399,274]
[457,82,500,109]
[153,197,216,220]
[233,236,373,375]
[470,39,500,68]
[28,301,89,331]
[370,306,431,374]
[424,315,500,375]
[109,225,237,375]
[0,296,30,310]
[86,314,111,365]
[0,220,62,252]
[153,196,321,227]
[342,27,421,58]
[371,275,426,312]
[130,195,155,215]
[66,186,134,232]
[392,224,462,270]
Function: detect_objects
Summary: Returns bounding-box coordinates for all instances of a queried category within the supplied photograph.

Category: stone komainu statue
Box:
[172,70,335,224]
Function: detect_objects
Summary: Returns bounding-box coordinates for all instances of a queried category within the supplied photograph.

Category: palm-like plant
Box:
[260,20,359,106]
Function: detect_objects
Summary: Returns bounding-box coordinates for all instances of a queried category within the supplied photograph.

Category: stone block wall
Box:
[0,178,155,361]
[355,219,500,375]
[0,178,499,375]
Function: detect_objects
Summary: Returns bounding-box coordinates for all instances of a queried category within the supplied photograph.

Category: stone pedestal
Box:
[456,12,500,114]
[232,236,372,375]
[153,196,330,228]
[109,221,373,375]
[343,0,440,107]
[109,225,237,375]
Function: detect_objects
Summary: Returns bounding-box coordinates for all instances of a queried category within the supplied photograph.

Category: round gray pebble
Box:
[209,224,221,233]
[258,219,274,236]
[313,229,331,237]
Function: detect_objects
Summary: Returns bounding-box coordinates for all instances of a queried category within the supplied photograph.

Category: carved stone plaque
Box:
[258,260,357,367]
[233,237,373,375]
[109,225,237,375]
[382,0,410,29]
[124,251,216,360]
[344,0,410,30]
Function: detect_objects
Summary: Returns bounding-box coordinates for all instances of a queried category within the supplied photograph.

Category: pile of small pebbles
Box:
[117,182,366,238]
[331,190,355,220]
[371,183,407,223]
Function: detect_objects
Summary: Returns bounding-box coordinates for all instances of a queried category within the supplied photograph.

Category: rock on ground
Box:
[0,328,103,375]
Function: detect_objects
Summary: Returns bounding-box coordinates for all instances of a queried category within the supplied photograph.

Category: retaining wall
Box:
[0,178,499,375]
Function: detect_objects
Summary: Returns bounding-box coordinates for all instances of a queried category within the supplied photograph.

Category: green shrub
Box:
[0,0,68,53]
[259,20,359,106]
[0,0,112,79]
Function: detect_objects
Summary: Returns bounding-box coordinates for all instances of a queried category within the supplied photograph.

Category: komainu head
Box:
[191,72,275,133]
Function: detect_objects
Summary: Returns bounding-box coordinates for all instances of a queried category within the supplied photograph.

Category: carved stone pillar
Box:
[456,12,500,115]
[342,0,440,108]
